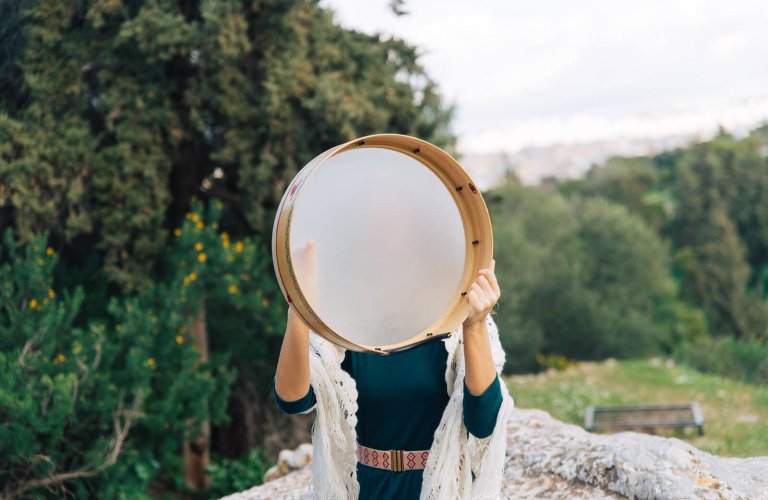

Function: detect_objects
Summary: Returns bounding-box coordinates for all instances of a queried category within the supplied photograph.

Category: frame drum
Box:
[272,134,492,354]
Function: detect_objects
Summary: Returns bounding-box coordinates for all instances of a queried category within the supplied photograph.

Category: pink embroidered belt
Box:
[356,444,430,472]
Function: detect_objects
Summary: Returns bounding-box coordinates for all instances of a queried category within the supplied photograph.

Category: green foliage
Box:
[0,0,454,291]
[0,0,456,495]
[581,156,670,232]
[675,336,768,385]
[205,449,272,499]
[560,128,768,341]
[535,353,576,372]
[671,132,768,339]
[488,180,689,372]
[0,197,295,496]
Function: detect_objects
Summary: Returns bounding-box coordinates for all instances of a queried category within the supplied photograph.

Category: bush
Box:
[675,336,768,384]
[205,449,272,499]
[0,200,285,497]
[487,181,689,372]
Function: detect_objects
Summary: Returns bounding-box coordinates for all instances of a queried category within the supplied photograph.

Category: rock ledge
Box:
[221,408,768,499]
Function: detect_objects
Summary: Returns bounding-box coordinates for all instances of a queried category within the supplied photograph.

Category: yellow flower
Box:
[228,284,239,295]
[174,228,181,237]
[189,272,197,281]
[29,298,38,309]
[196,221,204,230]
[186,213,199,222]
[235,241,244,253]
[146,357,156,367]
[176,335,184,344]
[197,253,207,263]
[261,297,269,308]
[182,276,190,286]
[194,242,203,251]
[36,258,44,265]
[223,240,230,249]
[221,231,230,241]
[48,288,55,298]
[46,247,54,256]
[73,345,82,354]
[56,353,67,363]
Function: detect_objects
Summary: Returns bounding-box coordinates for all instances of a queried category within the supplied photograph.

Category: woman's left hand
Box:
[463,259,501,328]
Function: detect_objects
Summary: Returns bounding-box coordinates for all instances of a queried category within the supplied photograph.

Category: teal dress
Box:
[273,337,503,500]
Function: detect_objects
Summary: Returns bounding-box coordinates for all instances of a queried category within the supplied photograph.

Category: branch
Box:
[2,389,145,499]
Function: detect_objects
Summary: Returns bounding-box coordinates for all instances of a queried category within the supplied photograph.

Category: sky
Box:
[320,0,768,154]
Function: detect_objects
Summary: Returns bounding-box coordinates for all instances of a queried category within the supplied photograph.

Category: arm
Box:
[463,259,501,396]
[273,241,316,411]
[462,260,503,437]
[274,305,313,402]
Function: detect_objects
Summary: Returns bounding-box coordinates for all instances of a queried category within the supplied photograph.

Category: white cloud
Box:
[322,0,768,152]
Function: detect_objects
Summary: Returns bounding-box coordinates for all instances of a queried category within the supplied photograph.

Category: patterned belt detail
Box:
[356,444,430,472]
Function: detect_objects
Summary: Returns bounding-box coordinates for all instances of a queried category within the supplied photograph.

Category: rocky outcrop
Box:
[220,409,768,499]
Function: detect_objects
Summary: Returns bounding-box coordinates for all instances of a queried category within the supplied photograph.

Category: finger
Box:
[476,275,497,301]
[466,290,482,312]
[470,283,490,308]
[478,269,501,296]
[491,259,495,272]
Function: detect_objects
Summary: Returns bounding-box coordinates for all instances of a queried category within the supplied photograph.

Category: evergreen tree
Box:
[0,0,454,291]
[672,139,766,338]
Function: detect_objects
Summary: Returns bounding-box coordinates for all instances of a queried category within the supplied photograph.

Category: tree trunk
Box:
[183,300,211,490]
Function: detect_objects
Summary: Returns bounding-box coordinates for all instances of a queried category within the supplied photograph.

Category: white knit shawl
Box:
[300,314,514,499]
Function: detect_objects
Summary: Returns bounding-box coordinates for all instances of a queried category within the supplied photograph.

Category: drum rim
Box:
[272,133,493,355]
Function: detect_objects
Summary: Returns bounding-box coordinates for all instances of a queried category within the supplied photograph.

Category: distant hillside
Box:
[462,133,703,188]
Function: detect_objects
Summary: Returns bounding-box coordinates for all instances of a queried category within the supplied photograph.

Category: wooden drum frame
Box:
[272,134,493,354]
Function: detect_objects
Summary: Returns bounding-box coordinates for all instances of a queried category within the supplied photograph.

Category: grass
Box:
[504,358,768,457]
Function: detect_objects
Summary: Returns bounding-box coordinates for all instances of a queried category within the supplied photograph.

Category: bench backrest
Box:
[585,403,704,433]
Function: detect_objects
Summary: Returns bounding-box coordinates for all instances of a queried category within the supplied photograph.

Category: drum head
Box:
[272,134,493,354]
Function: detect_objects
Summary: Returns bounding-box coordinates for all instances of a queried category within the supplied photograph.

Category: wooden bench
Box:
[584,403,704,436]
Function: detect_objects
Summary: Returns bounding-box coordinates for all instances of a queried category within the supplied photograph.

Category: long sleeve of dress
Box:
[463,375,503,439]
[272,378,317,414]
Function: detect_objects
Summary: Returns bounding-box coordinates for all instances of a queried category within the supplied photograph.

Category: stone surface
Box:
[263,443,313,483]
[220,409,768,499]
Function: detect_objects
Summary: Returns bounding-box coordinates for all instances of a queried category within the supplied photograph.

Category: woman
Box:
[273,241,514,499]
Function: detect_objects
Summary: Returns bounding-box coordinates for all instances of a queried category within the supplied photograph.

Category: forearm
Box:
[463,319,497,396]
[274,306,312,401]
